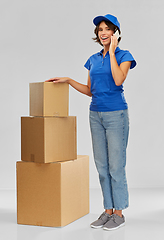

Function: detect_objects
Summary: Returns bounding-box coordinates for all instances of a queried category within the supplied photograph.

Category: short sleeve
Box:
[84,58,91,70]
[120,51,137,69]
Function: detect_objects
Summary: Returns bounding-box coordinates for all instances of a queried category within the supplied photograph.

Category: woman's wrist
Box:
[109,51,115,57]
[67,78,72,84]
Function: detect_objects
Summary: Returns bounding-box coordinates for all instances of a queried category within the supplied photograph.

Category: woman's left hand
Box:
[109,34,118,55]
[45,77,70,83]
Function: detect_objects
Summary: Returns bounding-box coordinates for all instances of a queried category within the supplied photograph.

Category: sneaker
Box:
[90,212,112,229]
[103,214,125,231]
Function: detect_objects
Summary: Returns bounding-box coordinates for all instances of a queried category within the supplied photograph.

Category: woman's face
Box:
[98,21,114,47]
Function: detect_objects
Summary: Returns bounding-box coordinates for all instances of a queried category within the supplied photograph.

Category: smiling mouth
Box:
[101,37,108,41]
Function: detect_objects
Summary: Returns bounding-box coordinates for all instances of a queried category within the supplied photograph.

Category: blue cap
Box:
[93,14,120,30]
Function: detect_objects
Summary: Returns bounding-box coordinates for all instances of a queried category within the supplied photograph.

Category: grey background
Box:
[0,0,163,189]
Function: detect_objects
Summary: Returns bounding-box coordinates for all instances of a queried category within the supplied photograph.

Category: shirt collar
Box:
[98,46,120,56]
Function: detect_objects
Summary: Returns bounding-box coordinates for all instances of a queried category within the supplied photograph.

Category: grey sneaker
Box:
[103,214,125,231]
[90,212,112,229]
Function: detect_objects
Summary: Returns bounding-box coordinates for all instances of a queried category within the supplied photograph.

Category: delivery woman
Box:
[46,13,136,231]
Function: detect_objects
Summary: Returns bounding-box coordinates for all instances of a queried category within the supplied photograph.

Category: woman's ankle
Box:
[105,209,113,215]
[113,210,122,217]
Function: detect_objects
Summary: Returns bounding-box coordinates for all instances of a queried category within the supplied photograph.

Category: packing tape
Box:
[53,112,59,116]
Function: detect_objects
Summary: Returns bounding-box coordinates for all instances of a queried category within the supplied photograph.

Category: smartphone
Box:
[114,30,120,40]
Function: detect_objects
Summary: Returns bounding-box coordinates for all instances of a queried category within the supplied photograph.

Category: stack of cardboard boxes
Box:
[17,82,89,227]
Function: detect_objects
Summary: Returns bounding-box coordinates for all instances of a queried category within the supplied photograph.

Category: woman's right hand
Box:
[45,73,92,97]
[45,77,70,83]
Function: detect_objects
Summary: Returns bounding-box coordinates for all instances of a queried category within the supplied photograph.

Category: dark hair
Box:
[92,20,121,46]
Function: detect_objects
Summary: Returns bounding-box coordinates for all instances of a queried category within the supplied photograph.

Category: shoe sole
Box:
[90,224,103,229]
[103,222,125,231]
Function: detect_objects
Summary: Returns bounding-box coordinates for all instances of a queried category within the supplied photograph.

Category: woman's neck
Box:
[103,45,110,58]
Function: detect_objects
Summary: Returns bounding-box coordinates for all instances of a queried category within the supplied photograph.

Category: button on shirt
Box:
[84,47,136,112]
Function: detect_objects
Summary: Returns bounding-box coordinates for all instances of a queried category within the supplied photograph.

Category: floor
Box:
[0,188,164,240]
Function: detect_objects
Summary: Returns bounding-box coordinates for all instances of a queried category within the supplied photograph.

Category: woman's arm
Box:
[109,35,131,86]
[45,71,92,97]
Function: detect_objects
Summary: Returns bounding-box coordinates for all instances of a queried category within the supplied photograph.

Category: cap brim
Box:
[93,16,111,26]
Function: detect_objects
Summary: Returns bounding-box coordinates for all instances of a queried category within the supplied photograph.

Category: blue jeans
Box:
[89,109,129,210]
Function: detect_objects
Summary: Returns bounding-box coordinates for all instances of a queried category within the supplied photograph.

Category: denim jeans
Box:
[89,109,129,210]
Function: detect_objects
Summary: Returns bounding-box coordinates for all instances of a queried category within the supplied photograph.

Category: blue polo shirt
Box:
[84,47,136,112]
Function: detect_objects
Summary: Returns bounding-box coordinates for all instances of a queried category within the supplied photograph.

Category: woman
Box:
[46,14,136,231]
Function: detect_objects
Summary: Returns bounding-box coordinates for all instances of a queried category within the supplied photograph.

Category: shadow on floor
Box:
[0,209,16,224]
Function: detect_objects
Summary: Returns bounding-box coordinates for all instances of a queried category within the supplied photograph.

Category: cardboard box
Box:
[21,116,77,163]
[30,82,69,117]
[17,155,89,227]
